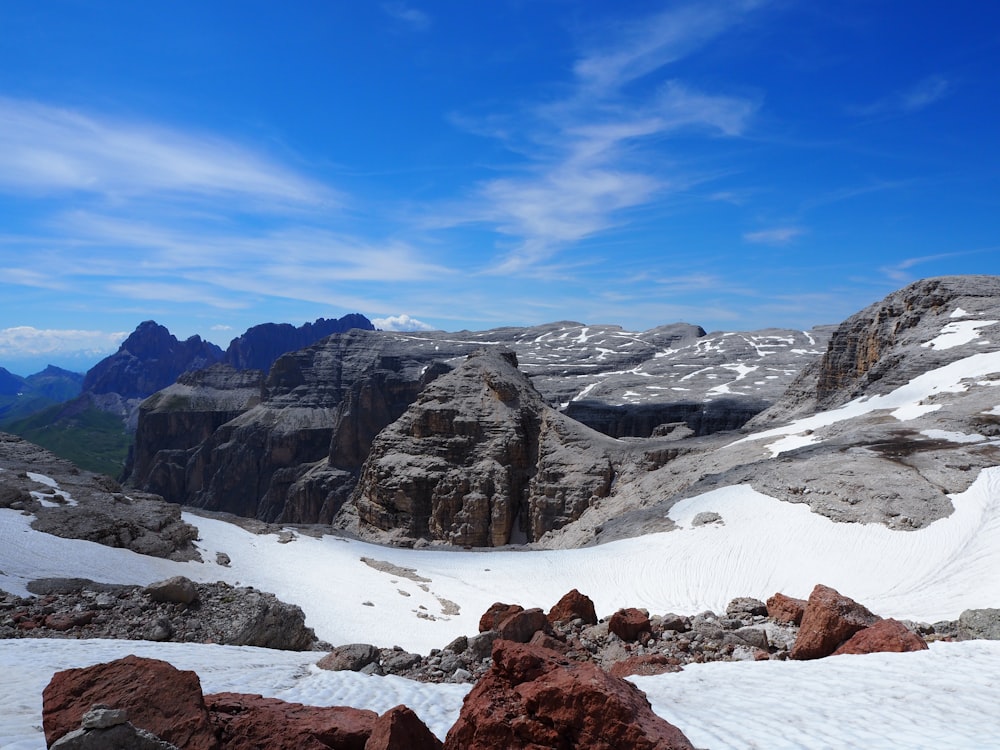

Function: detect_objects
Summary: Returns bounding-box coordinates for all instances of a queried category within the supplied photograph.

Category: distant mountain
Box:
[82,321,224,400]
[0,367,25,396]
[24,366,85,402]
[224,314,374,372]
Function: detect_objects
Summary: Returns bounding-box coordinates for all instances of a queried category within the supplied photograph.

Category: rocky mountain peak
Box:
[223,314,375,372]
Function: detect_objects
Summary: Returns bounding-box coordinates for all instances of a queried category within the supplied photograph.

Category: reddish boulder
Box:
[365,704,442,750]
[608,607,651,642]
[43,611,95,631]
[42,655,218,750]
[479,602,524,632]
[206,692,376,750]
[608,653,682,679]
[832,618,929,656]
[443,640,694,750]
[547,589,598,626]
[528,630,569,653]
[766,592,807,625]
[497,607,550,643]
[789,584,880,660]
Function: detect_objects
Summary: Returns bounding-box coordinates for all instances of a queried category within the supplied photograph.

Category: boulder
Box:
[443,640,694,749]
[145,576,198,605]
[766,592,807,625]
[206,692,376,750]
[497,608,550,643]
[42,655,218,750]
[957,608,1000,640]
[317,644,381,672]
[547,589,597,625]
[365,705,442,750]
[832,618,929,655]
[789,584,880,660]
[608,608,651,642]
[479,602,524,632]
[726,597,767,618]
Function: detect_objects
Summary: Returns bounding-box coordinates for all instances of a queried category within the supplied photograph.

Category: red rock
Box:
[478,602,524,632]
[42,655,218,750]
[789,584,880,660]
[608,607,651,642]
[444,641,693,750]
[528,630,569,653]
[496,607,550,643]
[44,611,95,631]
[365,704,442,750]
[547,589,598,625]
[207,692,376,750]
[766,592,807,625]
[832,618,929,656]
[608,653,682,678]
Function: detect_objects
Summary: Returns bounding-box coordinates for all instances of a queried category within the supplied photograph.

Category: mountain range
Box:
[2,275,999,747]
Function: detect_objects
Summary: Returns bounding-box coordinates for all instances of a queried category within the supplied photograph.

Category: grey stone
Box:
[318,643,380,672]
[144,577,197,605]
[957,608,1000,640]
[81,706,129,729]
[466,631,499,661]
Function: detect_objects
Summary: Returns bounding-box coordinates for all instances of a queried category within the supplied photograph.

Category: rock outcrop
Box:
[352,348,620,546]
[443,639,695,749]
[831,618,929,655]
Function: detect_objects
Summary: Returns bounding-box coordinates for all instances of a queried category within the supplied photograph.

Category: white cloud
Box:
[381,2,430,31]
[446,3,763,273]
[372,314,437,332]
[0,326,126,359]
[0,97,335,208]
[850,75,951,117]
[743,227,803,245]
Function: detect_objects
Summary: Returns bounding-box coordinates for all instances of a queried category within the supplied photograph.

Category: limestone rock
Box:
[832,618,928,655]
[145,576,198,605]
[42,655,219,750]
[364,705,442,750]
[547,588,598,626]
[957,608,1000,640]
[789,584,880,660]
[443,640,694,749]
[317,644,381,672]
[206,692,376,750]
[353,348,619,546]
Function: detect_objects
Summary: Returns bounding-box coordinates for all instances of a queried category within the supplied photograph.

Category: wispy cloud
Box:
[849,74,951,117]
[446,2,765,273]
[372,314,436,331]
[381,2,430,32]
[0,326,127,359]
[743,226,803,244]
[0,97,335,208]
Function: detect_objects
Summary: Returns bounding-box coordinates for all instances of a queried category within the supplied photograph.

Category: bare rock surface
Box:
[443,639,695,750]
[364,705,443,750]
[0,431,200,560]
[957,608,1000,640]
[351,348,622,546]
[1,578,322,650]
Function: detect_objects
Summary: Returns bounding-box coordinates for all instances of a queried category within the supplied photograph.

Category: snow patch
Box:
[922,320,997,350]
[920,429,986,444]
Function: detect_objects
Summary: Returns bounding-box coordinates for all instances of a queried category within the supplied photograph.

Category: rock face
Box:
[223,314,374,372]
[42,655,219,750]
[352,348,620,546]
[832,618,928,655]
[83,321,224,401]
[789,584,881,660]
[443,640,695,750]
[766,593,808,625]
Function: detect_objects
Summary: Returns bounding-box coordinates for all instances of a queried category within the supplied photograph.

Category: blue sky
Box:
[1,1,998,374]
